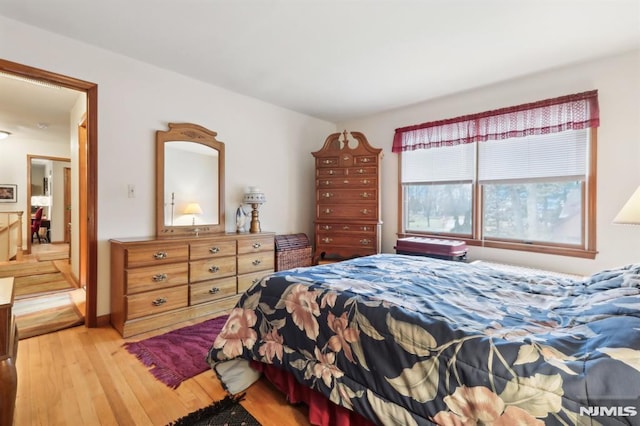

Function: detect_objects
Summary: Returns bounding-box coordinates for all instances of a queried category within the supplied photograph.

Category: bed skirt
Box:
[250,361,376,426]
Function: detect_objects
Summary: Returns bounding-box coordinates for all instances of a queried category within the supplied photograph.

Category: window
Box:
[402,143,474,236]
[394,91,598,258]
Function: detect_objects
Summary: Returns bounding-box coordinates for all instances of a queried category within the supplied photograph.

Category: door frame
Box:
[0,58,99,327]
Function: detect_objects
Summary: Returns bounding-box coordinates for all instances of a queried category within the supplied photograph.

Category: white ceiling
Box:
[0,0,639,126]
[0,74,81,143]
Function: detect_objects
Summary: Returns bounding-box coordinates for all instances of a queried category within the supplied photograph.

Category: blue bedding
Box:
[207,254,640,425]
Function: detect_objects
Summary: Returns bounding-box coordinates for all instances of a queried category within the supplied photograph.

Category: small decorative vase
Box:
[235,205,247,233]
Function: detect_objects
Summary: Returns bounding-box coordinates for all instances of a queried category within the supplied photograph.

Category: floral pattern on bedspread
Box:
[207,254,640,425]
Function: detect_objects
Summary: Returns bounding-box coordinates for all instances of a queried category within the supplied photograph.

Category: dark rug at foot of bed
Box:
[167,395,260,426]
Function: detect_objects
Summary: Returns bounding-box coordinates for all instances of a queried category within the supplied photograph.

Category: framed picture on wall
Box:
[0,184,17,203]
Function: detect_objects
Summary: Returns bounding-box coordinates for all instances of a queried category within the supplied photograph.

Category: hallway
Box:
[3,243,86,339]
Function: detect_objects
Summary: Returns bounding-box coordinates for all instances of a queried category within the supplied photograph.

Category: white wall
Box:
[341,49,640,276]
[0,16,336,316]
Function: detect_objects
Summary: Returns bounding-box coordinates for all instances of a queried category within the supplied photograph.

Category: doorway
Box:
[0,58,98,327]
[27,156,71,251]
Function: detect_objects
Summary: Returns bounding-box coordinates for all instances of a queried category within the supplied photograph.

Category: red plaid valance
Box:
[392,90,599,153]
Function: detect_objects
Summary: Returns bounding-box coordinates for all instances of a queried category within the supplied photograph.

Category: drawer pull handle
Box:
[322,192,333,198]
[328,170,335,175]
[252,278,260,285]
[153,251,168,260]
[362,179,371,184]
[152,297,167,306]
[252,259,261,266]
[322,159,333,164]
[361,192,371,198]
[323,208,332,214]
[357,168,365,174]
[324,180,331,185]
[252,242,262,249]
[343,180,349,184]
[209,287,220,294]
[360,209,371,215]
[322,237,333,243]
[360,239,371,245]
[209,247,220,254]
[362,226,371,231]
[321,225,332,230]
[342,226,350,230]
[360,158,371,163]
[209,266,220,273]
[152,273,167,282]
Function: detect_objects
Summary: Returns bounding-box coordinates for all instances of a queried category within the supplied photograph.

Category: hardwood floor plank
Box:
[57,327,104,424]
[14,337,32,426]
[87,327,151,426]
[15,321,312,426]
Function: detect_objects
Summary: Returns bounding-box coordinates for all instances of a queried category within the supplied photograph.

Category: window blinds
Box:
[401,143,476,183]
[478,129,588,182]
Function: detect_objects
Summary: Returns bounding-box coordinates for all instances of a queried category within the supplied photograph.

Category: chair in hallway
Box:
[31,207,44,244]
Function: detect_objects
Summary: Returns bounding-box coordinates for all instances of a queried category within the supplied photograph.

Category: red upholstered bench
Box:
[395,237,467,261]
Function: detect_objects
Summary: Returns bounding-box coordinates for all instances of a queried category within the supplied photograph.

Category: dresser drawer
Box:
[346,166,377,176]
[125,263,189,294]
[238,236,274,254]
[317,188,378,204]
[316,233,377,249]
[316,223,378,234]
[317,167,346,177]
[190,256,236,283]
[238,270,273,293]
[190,277,237,305]
[354,155,378,166]
[125,244,189,268]
[316,157,339,168]
[317,177,377,188]
[238,251,275,275]
[190,239,236,260]
[126,285,188,319]
[317,204,378,220]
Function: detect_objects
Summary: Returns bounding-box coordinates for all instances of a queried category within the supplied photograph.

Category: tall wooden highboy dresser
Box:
[312,131,382,263]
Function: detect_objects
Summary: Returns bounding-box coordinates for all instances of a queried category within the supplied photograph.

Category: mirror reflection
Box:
[164,142,219,226]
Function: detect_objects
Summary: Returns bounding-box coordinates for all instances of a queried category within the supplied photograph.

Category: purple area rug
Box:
[123,314,229,388]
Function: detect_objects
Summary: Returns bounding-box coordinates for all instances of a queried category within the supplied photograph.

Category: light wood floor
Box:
[14,318,311,426]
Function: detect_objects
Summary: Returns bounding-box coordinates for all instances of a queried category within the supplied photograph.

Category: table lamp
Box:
[243,187,266,233]
[183,202,203,226]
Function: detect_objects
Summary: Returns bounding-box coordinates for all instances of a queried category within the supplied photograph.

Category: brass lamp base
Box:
[249,203,261,233]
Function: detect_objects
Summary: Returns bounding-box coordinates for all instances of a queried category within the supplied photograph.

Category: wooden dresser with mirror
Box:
[110,123,274,337]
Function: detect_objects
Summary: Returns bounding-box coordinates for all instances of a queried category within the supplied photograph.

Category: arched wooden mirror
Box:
[156,123,225,238]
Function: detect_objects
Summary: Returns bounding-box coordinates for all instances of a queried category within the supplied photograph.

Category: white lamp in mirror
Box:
[183,202,203,226]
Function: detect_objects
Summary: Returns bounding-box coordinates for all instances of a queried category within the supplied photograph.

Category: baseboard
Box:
[96,314,111,327]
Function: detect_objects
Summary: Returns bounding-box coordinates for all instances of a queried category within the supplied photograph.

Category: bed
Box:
[206,254,640,425]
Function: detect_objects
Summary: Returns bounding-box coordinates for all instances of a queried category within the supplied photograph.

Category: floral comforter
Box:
[206,254,640,425]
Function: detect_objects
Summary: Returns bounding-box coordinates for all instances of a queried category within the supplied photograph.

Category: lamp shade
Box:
[613,185,640,225]
[243,187,266,204]
[183,202,203,215]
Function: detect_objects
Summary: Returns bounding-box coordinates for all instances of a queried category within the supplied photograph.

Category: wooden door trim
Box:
[0,58,99,328]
